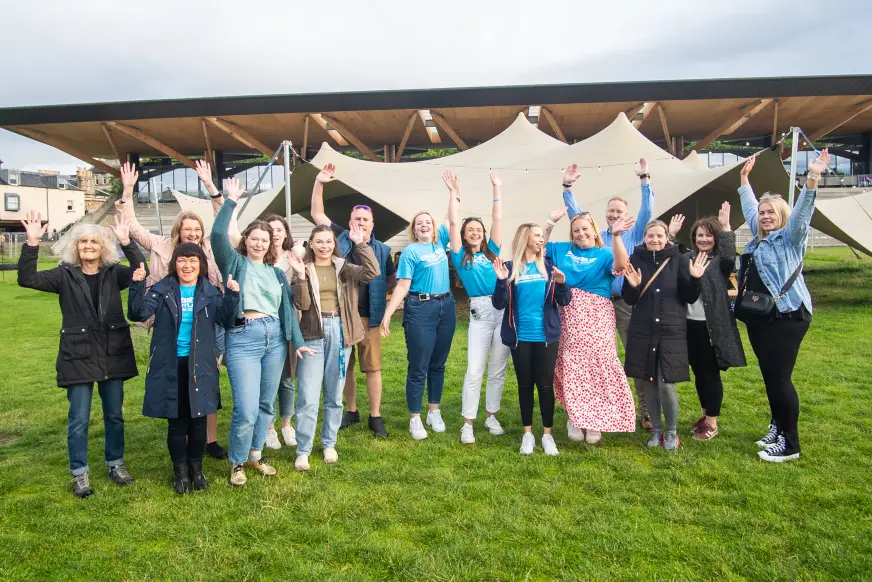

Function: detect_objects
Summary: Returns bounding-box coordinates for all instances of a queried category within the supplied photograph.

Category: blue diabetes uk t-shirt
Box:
[450,239,501,298]
[546,242,615,298]
[397,224,451,294]
[176,284,196,357]
[515,262,547,342]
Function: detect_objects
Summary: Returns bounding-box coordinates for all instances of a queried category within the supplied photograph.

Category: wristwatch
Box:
[209,193,222,199]
[562,183,572,189]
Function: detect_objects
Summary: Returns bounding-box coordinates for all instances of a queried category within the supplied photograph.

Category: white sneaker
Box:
[323,448,338,464]
[541,434,559,456]
[460,423,475,444]
[426,409,446,433]
[409,416,428,440]
[294,455,310,472]
[567,420,585,442]
[282,425,297,447]
[484,415,505,436]
[519,432,535,455]
[585,429,602,444]
[265,427,282,450]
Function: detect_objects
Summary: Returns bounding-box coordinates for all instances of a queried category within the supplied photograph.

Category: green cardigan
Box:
[211,198,304,349]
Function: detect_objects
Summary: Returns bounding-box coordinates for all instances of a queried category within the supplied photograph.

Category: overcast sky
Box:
[1,0,868,173]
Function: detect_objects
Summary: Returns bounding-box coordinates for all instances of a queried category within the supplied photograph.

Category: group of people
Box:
[19,148,829,497]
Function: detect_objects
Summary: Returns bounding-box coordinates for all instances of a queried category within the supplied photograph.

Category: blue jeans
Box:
[402,294,457,413]
[278,375,296,419]
[66,379,125,476]
[296,317,351,455]
[225,317,288,465]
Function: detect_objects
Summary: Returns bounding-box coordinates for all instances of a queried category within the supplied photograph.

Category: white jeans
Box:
[461,296,511,420]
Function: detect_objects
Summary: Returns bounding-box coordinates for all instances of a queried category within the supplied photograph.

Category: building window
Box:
[4,193,20,212]
[67,200,75,211]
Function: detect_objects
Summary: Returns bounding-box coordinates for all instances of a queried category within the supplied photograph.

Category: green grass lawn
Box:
[1,247,870,581]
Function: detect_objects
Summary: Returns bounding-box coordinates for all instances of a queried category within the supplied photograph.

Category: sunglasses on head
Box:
[353,205,372,212]
[462,217,483,223]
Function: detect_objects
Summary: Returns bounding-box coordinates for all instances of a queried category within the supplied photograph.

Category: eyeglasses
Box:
[353,205,372,212]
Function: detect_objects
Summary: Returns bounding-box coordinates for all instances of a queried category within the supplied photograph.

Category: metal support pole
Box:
[788,126,800,207]
[283,141,292,221]
[151,177,164,236]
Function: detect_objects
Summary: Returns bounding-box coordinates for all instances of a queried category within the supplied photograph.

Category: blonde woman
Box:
[18,212,146,498]
[381,211,454,440]
[492,224,571,455]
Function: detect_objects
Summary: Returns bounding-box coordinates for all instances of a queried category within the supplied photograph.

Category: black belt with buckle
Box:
[321,310,341,318]
[411,292,450,301]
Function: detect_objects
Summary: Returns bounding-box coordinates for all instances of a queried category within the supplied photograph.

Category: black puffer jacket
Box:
[685,232,746,369]
[17,242,146,387]
[622,244,700,383]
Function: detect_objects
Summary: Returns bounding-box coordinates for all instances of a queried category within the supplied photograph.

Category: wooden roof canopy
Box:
[1,75,871,177]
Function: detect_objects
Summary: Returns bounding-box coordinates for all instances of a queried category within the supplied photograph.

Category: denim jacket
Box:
[737,183,815,314]
[564,182,654,295]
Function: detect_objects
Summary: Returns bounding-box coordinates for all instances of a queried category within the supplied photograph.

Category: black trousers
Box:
[167,357,207,464]
[746,318,810,452]
[686,320,724,417]
[510,341,559,428]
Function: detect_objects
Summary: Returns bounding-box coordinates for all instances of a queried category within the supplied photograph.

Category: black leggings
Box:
[511,341,558,428]
[686,320,724,417]
[746,317,809,452]
[167,357,207,464]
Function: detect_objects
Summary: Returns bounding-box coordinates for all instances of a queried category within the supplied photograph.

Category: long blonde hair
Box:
[570,213,605,248]
[509,223,546,284]
[62,224,119,267]
[407,211,439,243]
[757,194,791,239]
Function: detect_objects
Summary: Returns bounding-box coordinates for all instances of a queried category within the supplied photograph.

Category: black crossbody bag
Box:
[735,255,803,318]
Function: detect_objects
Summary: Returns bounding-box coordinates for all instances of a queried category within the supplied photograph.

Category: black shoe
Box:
[368,416,389,438]
[340,410,361,429]
[71,473,93,498]
[758,435,801,463]
[188,459,208,491]
[173,463,192,494]
[206,441,228,460]
[108,463,133,486]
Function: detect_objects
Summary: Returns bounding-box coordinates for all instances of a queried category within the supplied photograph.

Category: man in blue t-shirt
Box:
[311,163,396,439]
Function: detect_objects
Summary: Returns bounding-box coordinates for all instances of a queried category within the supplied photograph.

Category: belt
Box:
[410,292,450,301]
[321,310,341,318]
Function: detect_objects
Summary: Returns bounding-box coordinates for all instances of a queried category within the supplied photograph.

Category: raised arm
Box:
[107,212,149,290]
[490,171,503,247]
[346,224,381,284]
[114,162,159,251]
[17,211,61,293]
[561,163,584,218]
[543,207,567,245]
[738,156,760,238]
[785,149,827,246]
[630,158,654,242]
[610,215,635,272]
[443,170,462,253]
[211,179,244,279]
[311,163,336,227]
[716,201,737,277]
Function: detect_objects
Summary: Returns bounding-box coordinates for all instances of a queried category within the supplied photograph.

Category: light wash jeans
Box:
[461,296,510,420]
[225,317,288,465]
[66,379,125,476]
[295,317,351,455]
[278,353,296,420]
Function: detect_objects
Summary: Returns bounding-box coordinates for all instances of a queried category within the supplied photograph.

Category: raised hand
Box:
[549,207,567,224]
[296,346,316,359]
[623,262,642,287]
[131,262,147,282]
[490,171,502,188]
[287,251,306,279]
[807,148,830,176]
[225,274,240,293]
[563,163,581,186]
[348,223,365,245]
[552,266,566,285]
[668,214,685,237]
[222,178,244,202]
[195,159,214,187]
[21,211,49,246]
[740,156,756,177]
[634,158,649,177]
[442,170,460,194]
[109,212,131,245]
[612,214,637,236]
[718,201,732,231]
[120,162,138,202]
[316,163,337,184]
[493,257,509,280]
[689,252,710,278]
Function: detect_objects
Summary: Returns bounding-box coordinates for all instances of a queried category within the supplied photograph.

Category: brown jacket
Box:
[293,243,380,346]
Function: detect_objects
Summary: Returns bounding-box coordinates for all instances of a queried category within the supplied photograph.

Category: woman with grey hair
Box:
[18,211,148,498]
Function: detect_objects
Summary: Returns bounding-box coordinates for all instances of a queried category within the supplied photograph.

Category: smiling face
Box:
[758,203,781,233]
[571,216,597,249]
[245,228,271,262]
[175,255,201,285]
[526,226,544,255]
[77,234,103,263]
[644,225,668,251]
[413,213,434,242]
[269,220,287,250]
[350,208,374,240]
[310,230,336,263]
[694,225,715,253]
[179,218,204,245]
[462,219,485,250]
[606,199,628,227]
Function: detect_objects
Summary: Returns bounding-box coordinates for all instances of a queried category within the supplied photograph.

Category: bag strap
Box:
[639,257,671,300]
[774,261,804,302]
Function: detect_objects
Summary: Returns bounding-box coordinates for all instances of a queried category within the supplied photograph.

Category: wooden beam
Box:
[100,123,121,162]
[320,114,381,161]
[692,99,774,153]
[807,97,872,142]
[383,145,390,163]
[429,111,469,150]
[771,99,780,145]
[11,127,120,177]
[105,121,197,169]
[396,111,418,160]
[676,136,685,158]
[632,102,658,129]
[540,107,567,143]
[200,119,214,168]
[623,102,645,121]
[204,117,277,160]
[301,115,309,161]
[657,104,674,155]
